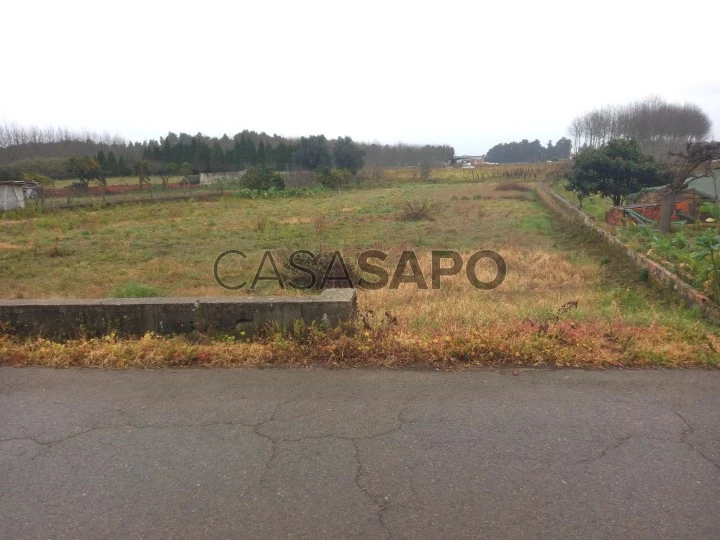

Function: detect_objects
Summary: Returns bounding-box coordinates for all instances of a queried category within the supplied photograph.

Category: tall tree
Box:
[210,142,226,172]
[568,97,712,157]
[294,135,331,170]
[106,151,118,175]
[272,141,293,171]
[332,136,365,174]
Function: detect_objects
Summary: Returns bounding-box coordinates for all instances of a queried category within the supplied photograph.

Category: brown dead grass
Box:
[1,178,718,369]
[357,250,596,329]
[279,217,313,224]
[1,318,717,369]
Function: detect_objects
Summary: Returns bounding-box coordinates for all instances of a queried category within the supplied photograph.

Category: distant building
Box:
[0,181,28,211]
[452,155,485,168]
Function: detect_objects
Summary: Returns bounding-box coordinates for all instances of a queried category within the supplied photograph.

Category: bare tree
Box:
[568,97,711,158]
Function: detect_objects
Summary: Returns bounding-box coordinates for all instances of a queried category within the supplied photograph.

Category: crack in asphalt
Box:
[5,400,720,538]
[676,411,720,470]
[575,435,633,465]
[352,438,391,539]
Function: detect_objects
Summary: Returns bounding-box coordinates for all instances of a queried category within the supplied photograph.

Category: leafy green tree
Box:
[485,138,572,163]
[231,139,244,169]
[236,134,257,167]
[117,155,129,176]
[96,150,107,172]
[106,151,118,175]
[210,142,226,172]
[192,139,212,172]
[294,135,331,170]
[66,156,101,187]
[179,161,192,176]
[565,139,670,207]
[257,141,267,165]
[332,136,365,174]
[20,171,54,187]
[271,141,293,171]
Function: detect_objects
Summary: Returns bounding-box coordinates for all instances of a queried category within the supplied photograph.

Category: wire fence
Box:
[25,182,226,210]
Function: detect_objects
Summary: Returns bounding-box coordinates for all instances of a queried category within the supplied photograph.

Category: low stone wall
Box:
[536,184,720,324]
[0,289,356,338]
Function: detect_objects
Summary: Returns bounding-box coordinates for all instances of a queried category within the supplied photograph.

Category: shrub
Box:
[399,200,435,221]
[315,167,350,189]
[495,182,532,192]
[240,166,285,191]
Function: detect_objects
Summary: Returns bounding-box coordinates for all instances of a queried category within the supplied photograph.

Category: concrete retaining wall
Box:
[536,184,720,324]
[0,289,356,338]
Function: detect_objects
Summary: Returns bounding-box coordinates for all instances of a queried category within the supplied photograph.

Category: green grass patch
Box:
[112,281,160,298]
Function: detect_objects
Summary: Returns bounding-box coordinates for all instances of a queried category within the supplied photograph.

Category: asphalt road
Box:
[1,367,719,539]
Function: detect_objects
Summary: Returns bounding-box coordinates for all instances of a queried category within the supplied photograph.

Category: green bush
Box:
[240,166,285,191]
[315,167,351,189]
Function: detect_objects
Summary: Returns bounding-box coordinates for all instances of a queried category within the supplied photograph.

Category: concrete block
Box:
[0,289,357,338]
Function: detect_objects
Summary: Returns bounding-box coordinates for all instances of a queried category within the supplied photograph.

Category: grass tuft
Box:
[112,281,160,298]
[398,200,435,221]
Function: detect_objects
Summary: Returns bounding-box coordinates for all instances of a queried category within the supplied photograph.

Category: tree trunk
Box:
[657,188,676,233]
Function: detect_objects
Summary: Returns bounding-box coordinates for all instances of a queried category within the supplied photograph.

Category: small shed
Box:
[0,181,27,211]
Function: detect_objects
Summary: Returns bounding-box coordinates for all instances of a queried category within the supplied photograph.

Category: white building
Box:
[0,182,27,211]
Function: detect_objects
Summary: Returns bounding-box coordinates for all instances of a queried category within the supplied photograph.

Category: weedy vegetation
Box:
[1,169,718,368]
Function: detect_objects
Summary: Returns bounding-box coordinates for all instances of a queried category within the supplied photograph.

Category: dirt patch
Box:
[0,242,20,249]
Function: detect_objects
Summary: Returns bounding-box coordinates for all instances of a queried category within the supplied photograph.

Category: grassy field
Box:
[1,175,718,368]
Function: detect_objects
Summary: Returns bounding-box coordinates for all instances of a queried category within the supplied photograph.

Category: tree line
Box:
[141,133,366,175]
[484,138,572,163]
[567,96,712,158]
[361,142,455,167]
[0,124,456,181]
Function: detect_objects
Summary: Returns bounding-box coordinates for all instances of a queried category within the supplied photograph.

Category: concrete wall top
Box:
[0,289,357,338]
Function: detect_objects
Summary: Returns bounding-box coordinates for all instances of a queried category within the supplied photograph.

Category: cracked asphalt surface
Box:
[1,368,719,539]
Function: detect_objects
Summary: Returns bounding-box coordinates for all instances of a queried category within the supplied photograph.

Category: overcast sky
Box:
[3,0,718,155]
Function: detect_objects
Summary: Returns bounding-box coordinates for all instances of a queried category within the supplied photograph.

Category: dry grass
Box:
[1,319,717,369]
[1,175,718,368]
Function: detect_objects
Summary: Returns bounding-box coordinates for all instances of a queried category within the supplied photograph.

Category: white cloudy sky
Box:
[2,0,718,155]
